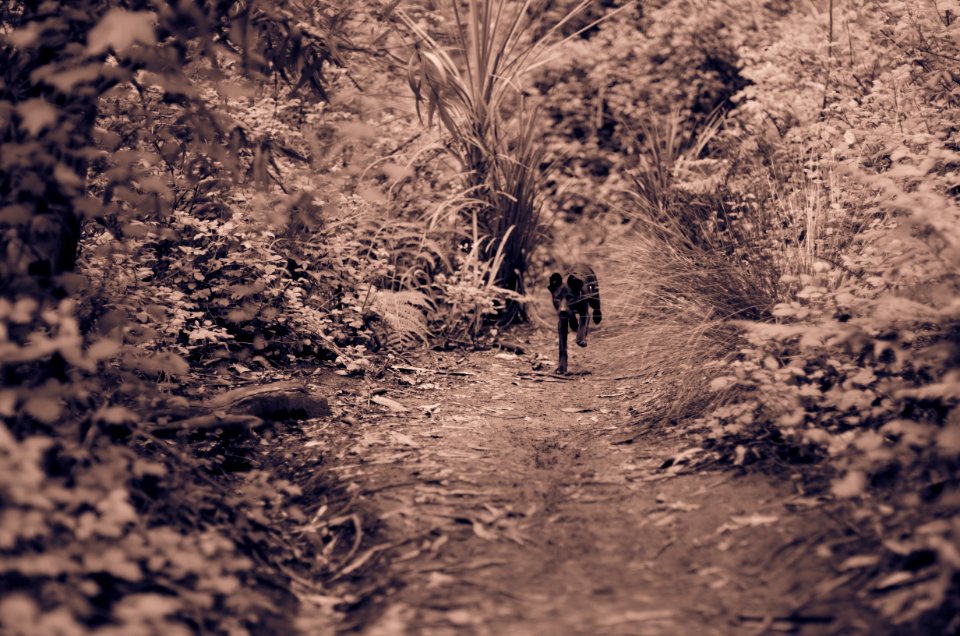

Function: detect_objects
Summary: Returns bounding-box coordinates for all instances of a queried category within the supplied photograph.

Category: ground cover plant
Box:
[0,1,389,631]
[596,0,960,628]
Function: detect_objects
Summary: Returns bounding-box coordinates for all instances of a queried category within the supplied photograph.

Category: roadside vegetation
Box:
[584,1,960,628]
[1,0,958,633]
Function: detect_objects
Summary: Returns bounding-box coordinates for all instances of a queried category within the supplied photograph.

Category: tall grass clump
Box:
[613,111,863,419]
[397,0,601,324]
[625,110,779,322]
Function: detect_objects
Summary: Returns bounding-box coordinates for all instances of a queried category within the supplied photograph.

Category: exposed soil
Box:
[290,308,884,634]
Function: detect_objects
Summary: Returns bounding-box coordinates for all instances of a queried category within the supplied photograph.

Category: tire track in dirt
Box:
[311,320,877,635]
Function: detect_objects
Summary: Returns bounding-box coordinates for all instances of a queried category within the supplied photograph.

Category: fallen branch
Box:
[516,371,574,382]
[391,365,476,376]
[321,480,421,507]
[204,380,330,420]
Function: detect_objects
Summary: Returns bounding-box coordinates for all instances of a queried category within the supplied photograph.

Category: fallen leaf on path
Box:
[831,469,867,498]
[389,431,419,447]
[472,521,497,540]
[335,544,385,578]
[734,445,747,465]
[393,547,421,562]
[426,571,456,588]
[786,496,825,510]
[709,376,736,391]
[371,395,409,412]
[732,513,779,526]
[659,446,703,470]
[872,571,919,591]
[882,539,914,556]
[419,402,441,415]
[653,513,677,527]
[445,609,480,626]
[716,513,779,533]
[560,407,592,413]
[391,365,428,374]
[839,554,880,571]
[494,352,517,361]
[598,609,675,626]
[661,500,700,512]
[478,504,505,524]
[814,572,856,597]
[455,558,509,571]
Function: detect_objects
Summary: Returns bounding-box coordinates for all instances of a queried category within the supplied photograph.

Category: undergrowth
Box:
[607,1,960,629]
[398,0,610,326]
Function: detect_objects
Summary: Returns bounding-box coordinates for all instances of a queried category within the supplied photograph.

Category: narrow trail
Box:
[302,317,875,635]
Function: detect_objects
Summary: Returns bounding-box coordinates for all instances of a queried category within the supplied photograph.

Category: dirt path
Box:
[295,315,880,635]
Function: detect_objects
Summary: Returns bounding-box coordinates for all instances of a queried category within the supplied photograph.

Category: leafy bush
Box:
[0,413,314,635]
[533,0,766,219]
[0,2,366,631]
[578,1,960,626]
[673,1,960,627]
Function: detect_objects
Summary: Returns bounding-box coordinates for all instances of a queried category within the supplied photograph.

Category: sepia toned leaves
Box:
[15,99,57,136]
[86,9,157,55]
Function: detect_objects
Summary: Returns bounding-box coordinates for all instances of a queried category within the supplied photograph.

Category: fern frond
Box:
[369,288,433,350]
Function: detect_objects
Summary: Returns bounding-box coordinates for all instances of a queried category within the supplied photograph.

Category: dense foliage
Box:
[719,1,960,625]
[590,0,960,628]
[0,1,364,632]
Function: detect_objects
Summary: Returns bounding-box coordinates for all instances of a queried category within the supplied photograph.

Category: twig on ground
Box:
[516,371,574,381]
[391,365,476,376]
[332,543,391,580]
[322,480,421,507]
[653,539,675,560]
[495,340,527,354]
[819,506,872,540]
